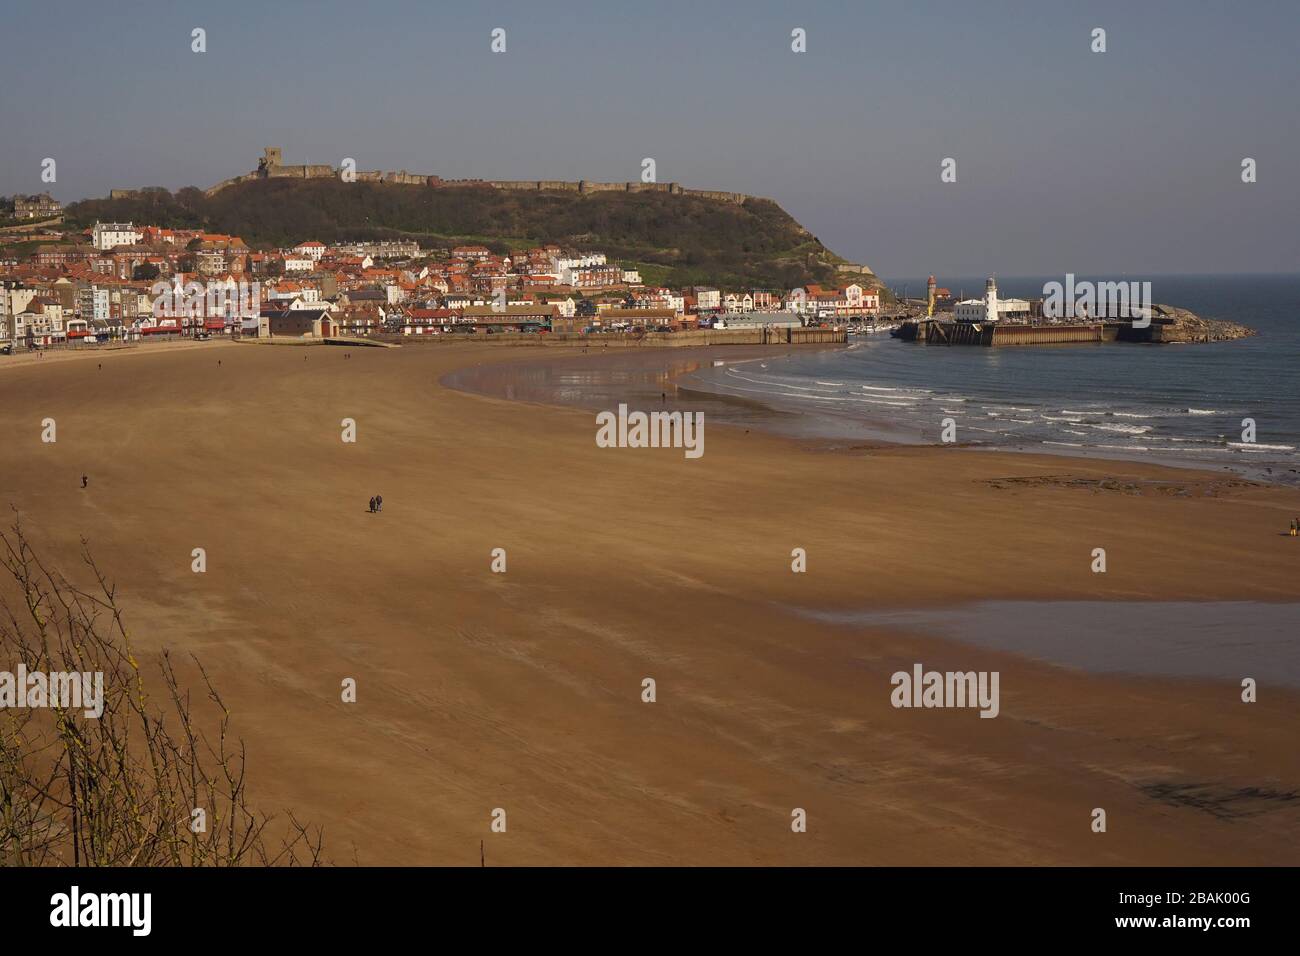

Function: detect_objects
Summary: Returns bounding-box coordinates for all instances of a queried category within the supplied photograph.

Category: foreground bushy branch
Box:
[0,515,323,866]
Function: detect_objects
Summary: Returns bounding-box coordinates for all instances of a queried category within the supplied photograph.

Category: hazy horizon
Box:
[2,0,1296,278]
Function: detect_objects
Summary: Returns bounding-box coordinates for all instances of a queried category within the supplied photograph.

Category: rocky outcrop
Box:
[1147,304,1254,343]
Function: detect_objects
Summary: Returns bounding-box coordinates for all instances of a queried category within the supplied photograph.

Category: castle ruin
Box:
[195,147,750,204]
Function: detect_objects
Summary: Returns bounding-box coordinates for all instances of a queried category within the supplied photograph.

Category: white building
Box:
[953,277,1030,323]
[77,287,110,322]
[693,287,721,311]
[269,286,322,306]
[714,311,804,330]
[19,304,65,346]
[552,253,607,274]
[92,221,142,251]
[293,241,327,261]
[1,285,38,342]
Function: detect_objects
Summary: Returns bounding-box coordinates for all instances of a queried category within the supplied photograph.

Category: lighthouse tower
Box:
[984,276,999,323]
[927,275,937,317]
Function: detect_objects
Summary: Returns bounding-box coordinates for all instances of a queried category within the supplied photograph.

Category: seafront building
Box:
[953,277,1031,323]
[1,217,884,347]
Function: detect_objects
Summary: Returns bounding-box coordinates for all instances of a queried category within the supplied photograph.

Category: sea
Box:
[678,273,1300,485]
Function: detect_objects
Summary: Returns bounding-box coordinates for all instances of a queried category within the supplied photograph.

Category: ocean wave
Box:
[724,370,826,393]
[1229,442,1295,452]
[1186,408,1218,415]
[1085,423,1152,434]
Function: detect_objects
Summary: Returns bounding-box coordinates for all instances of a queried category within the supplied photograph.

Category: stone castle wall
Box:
[189,150,751,204]
[266,164,335,180]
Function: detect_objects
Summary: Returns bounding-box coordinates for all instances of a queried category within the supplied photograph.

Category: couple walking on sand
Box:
[369,495,384,514]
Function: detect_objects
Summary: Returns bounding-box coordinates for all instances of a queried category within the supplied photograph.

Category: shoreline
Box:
[0,337,238,373]
[441,341,1298,488]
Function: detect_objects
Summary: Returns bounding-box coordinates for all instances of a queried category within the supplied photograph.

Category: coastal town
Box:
[0,206,886,350]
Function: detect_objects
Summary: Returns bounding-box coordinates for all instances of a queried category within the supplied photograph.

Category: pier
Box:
[896,319,1121,347]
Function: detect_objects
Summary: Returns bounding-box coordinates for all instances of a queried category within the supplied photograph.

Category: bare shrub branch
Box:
[0,513,324,866]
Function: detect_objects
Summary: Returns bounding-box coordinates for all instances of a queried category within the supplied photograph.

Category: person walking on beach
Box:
[376,494,383,513]
[81,474,88,489]
[369,496,376,514]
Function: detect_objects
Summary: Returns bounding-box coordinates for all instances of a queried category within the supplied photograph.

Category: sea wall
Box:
[372,328,844,347]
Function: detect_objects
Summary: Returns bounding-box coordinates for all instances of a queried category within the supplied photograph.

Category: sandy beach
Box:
[2,340,1297,865]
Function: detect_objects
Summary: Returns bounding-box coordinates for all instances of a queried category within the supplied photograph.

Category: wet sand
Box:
[2,340,1298,865]
[443,344,918,442]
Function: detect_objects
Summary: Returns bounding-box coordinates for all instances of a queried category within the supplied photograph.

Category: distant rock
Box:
[1148,304,1254,343]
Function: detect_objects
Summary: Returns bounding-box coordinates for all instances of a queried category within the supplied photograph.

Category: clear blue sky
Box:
[1,0,1296,277]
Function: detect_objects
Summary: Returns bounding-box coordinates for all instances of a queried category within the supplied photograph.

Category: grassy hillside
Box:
[65,179,876,291]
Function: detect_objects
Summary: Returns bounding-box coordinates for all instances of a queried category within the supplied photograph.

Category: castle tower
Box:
[927,275,937,317]
[984,276,999,323]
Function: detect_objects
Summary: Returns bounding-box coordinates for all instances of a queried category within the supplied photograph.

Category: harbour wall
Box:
[372,328,845,348]
[899,320,1121,346]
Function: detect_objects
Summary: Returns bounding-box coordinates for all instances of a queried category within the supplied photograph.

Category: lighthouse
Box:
[984,276,999,323]
[927,275,937,317]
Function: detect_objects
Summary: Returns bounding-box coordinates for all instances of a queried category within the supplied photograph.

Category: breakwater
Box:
[896,320,1119,346]
[894,309,1251,347]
